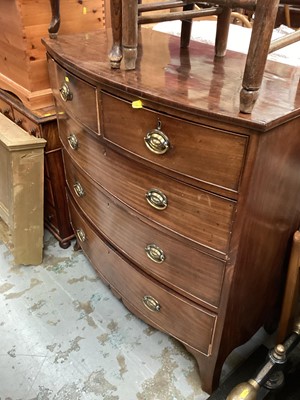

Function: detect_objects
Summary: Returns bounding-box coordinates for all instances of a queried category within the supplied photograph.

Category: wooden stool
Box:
[109,0,300,113]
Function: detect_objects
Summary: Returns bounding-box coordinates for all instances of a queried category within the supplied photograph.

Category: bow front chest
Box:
[43,28,300,393]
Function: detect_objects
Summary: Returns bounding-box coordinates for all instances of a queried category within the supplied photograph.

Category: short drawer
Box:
[13,110,41,137]
[64,153,225,308]
[49,59,99,134]
[60,120,235,255]
[69,196,217,356]
[101,92,248,192]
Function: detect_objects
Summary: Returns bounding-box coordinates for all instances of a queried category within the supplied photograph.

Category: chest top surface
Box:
[42,28,300,131]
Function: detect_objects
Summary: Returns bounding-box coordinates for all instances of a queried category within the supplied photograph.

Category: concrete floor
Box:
[0,230,269,400]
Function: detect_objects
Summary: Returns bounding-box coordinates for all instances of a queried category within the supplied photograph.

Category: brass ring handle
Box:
[142,295,161,312]
[145,189,168,210]
[76,228,86,242]
[145,244,165,263]
[59,82,73,102]
[73,181,85,198]
[29,128,37,135]
[15,118,23,126]
[144,129,170,155]
[67,133,79,150]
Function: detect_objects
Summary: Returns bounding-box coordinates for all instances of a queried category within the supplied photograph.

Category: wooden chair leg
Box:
[109,0,123,69]
[180,3,194,48]
[48,0,60,38]
[240,0,280,113]
[284,4,291,27]
[215,6,232,57]
[122,0,138,70]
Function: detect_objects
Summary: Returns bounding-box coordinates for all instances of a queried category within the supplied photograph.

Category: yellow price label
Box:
[83,6,87,14]
[132,100,143,109]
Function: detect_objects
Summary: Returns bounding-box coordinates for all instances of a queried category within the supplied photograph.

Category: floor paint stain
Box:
[97,333,109,345]
[54,336,84,363]
[83,369,118,399]
[7,346,16,358]
[47,319,61,326]
[52,383,81,400]
[4,278,42,299]
[28,385,53,400]
[143,326,156,336]
[116,353,128,377]
[137,348,184,400]
[28,299,46,312]
[73,300,97,328]
[46,343,57,352]
[0,282,14,293]
[107,320,118,332]
[67,275,99,284]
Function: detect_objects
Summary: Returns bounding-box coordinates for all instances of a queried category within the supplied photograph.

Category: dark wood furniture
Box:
[0,89,74,248]
[43,27,300,393]
[109,0,300,113]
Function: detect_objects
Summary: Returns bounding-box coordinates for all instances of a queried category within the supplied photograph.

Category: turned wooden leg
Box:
[215,6,231,57]
[109,0,123,69]
[48,0,60,38]
[180,4,194,48]
[240,0,280,113]
[122,0,138,70]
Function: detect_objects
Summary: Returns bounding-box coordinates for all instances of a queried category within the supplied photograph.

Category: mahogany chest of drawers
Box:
[43,28,300,393]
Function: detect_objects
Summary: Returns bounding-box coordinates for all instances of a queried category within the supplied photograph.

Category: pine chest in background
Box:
[0,0,106,111]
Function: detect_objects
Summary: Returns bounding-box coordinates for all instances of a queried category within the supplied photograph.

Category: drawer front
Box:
[60,117,235,254]
[101,92,247,192]
[50,60,99,134]
[0,98,14,120]
[69,196,217,356]
[13,110,41,137]
[64,152,225,308]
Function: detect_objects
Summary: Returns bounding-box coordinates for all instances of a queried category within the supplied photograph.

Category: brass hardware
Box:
[144,120,170,155]
[145,244,165,263]
[142,295,161,312]
[15,118,23,126]
[3,108,10,116]
[76,228,86,242]
[145,188,168,210]
[67,133,79,150]
[73,181,85,197]
[29,128,37,135]
[59,82,73,102]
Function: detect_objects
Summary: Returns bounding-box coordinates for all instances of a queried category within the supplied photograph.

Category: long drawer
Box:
[101,91,248,193]
[60,115,235,255]
[69,195,217,356]
[64,151,225,308]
